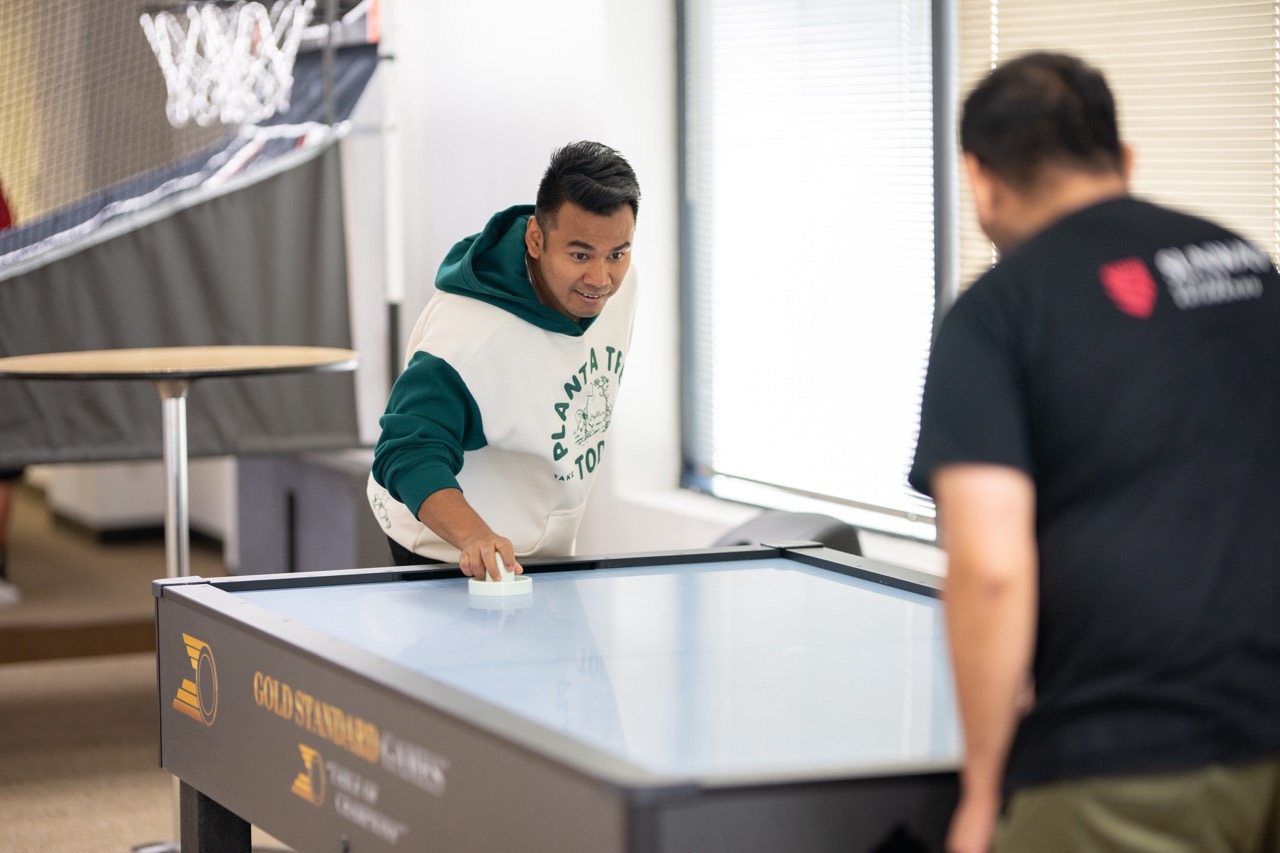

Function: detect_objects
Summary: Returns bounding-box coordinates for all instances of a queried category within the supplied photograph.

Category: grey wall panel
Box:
[0,142,359,467]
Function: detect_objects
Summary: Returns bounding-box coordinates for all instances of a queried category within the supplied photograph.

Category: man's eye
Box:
[573,253,589,261]
[609,252,626,261]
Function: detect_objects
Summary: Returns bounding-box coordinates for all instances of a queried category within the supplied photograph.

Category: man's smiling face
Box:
[525,201,635,320]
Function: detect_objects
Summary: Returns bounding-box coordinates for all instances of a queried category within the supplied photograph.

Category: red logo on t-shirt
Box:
[1099,258,1157,318]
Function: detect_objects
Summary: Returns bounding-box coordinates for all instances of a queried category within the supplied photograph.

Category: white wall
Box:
[384,0,710,553]
[381,0,944,574]
[42,457,237,561]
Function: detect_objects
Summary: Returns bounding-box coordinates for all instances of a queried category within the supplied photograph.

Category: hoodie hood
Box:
[434,204,597,336]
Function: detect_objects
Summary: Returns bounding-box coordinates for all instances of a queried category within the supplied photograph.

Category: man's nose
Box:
[583,259,609,287]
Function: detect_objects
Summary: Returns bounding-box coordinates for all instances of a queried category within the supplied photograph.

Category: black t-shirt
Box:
[910,197,1280,794]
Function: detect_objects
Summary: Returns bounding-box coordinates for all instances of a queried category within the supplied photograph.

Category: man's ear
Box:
[525,215,544,259]
[963,153,999,223]
[964,152,1015,248]
[1119,143,1135,185]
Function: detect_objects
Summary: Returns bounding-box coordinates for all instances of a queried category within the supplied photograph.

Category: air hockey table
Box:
[153,545,960,853]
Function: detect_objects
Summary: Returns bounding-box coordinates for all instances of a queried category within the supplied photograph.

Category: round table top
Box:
[0,345,359,381]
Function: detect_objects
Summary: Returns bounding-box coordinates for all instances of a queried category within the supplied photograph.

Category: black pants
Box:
[386,535,443,567]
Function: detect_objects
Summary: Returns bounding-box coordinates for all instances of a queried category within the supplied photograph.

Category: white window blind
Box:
[957,1,1280,288]
[681,0,938,537]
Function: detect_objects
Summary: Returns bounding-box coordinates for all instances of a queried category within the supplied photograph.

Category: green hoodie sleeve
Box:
[371,351,487,517]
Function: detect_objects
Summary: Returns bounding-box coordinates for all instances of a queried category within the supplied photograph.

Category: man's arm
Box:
[417,488,521,581]
[374,352,518,578]
[932,464,1037,853]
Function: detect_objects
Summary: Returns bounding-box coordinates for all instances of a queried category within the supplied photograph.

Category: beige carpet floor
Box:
[1,653,180,851]
[0,481,226,630]
[0,484,287,851]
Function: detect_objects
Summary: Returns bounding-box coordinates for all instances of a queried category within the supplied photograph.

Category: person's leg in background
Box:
[0,468,23,605]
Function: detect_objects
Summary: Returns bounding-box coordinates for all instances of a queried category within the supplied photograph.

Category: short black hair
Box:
[960,52,1124,190]
[535,141,640,229]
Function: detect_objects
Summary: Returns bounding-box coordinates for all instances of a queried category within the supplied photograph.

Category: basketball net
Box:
[140,0,316,128]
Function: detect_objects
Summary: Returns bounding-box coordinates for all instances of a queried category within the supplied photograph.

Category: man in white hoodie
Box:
[368,141,640,581]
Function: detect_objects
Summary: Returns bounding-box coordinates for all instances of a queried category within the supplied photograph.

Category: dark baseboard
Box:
[0,616,155,664]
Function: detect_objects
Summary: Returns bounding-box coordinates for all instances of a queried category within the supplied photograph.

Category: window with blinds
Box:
[957,0,1280,287]
[680,0,938,538]
[681,1,1278,538]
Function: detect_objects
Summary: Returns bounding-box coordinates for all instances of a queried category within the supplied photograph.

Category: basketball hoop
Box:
[140,0,316,128]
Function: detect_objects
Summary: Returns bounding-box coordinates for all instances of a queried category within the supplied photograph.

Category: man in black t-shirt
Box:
[910,52,1280,853]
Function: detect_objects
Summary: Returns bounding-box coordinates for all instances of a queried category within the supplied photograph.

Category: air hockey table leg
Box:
[180,781,250,853]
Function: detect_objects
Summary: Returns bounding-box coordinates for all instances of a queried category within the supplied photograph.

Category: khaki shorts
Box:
[996,758,1280,853]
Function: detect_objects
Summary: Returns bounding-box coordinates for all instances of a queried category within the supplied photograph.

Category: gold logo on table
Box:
[172,634,218,726]
[290,744,327,806]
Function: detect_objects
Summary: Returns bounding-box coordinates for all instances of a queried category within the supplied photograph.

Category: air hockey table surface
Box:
[154,545,960,853]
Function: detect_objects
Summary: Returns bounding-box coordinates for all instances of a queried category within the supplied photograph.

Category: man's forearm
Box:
[946,553,1036,801]
[416,488,494,551]
[416,488,519,579]
[933,466,1038,813]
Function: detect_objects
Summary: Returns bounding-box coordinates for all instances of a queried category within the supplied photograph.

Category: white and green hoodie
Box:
[367,204,638,562]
